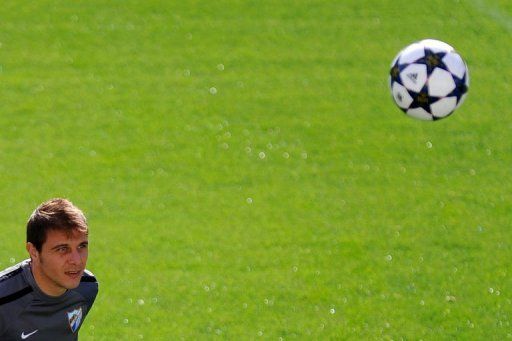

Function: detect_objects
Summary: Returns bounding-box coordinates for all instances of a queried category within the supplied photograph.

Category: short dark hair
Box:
[27,198,88,252]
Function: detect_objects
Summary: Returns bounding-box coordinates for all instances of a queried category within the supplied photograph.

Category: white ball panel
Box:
[456,93,468,109]
[430,97,457,118]
[392,82,414,109]
[443,52,467,79]
[420,39,454,53]
[398,43,425,64]
[407,107,433,121]
[428,68,456,97]
[400,64,427,92]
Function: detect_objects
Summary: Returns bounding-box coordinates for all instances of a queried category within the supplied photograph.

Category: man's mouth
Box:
[65,270,82,279]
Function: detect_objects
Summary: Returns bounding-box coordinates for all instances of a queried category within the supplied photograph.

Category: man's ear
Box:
[26,242,40,261]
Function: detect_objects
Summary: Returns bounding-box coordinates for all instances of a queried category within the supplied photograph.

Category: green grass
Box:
[1,0,512,339]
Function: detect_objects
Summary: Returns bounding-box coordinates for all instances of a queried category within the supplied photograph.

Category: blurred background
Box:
[0,0,511,339]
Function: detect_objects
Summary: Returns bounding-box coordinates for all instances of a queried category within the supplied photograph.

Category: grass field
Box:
[1,0,512,339]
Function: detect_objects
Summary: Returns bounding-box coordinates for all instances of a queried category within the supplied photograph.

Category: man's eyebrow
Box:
[50,241,88,250]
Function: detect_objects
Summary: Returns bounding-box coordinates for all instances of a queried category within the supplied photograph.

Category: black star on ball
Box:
[407,85,440,113]
[414,48,449,74]
[447,72,469,104]
[389,60,406,85]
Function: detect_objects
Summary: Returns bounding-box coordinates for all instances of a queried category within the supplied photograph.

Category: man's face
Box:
[27,228,89,296]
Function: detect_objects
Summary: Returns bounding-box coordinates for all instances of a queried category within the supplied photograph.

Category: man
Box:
[0,198,98,340]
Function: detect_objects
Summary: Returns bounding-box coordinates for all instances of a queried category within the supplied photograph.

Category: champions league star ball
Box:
[389,39,469,121]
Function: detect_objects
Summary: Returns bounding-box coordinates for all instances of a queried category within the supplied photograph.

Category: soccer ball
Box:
[389,39,469,121]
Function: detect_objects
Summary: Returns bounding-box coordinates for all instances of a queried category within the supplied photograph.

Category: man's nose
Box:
[68,249,83,265]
